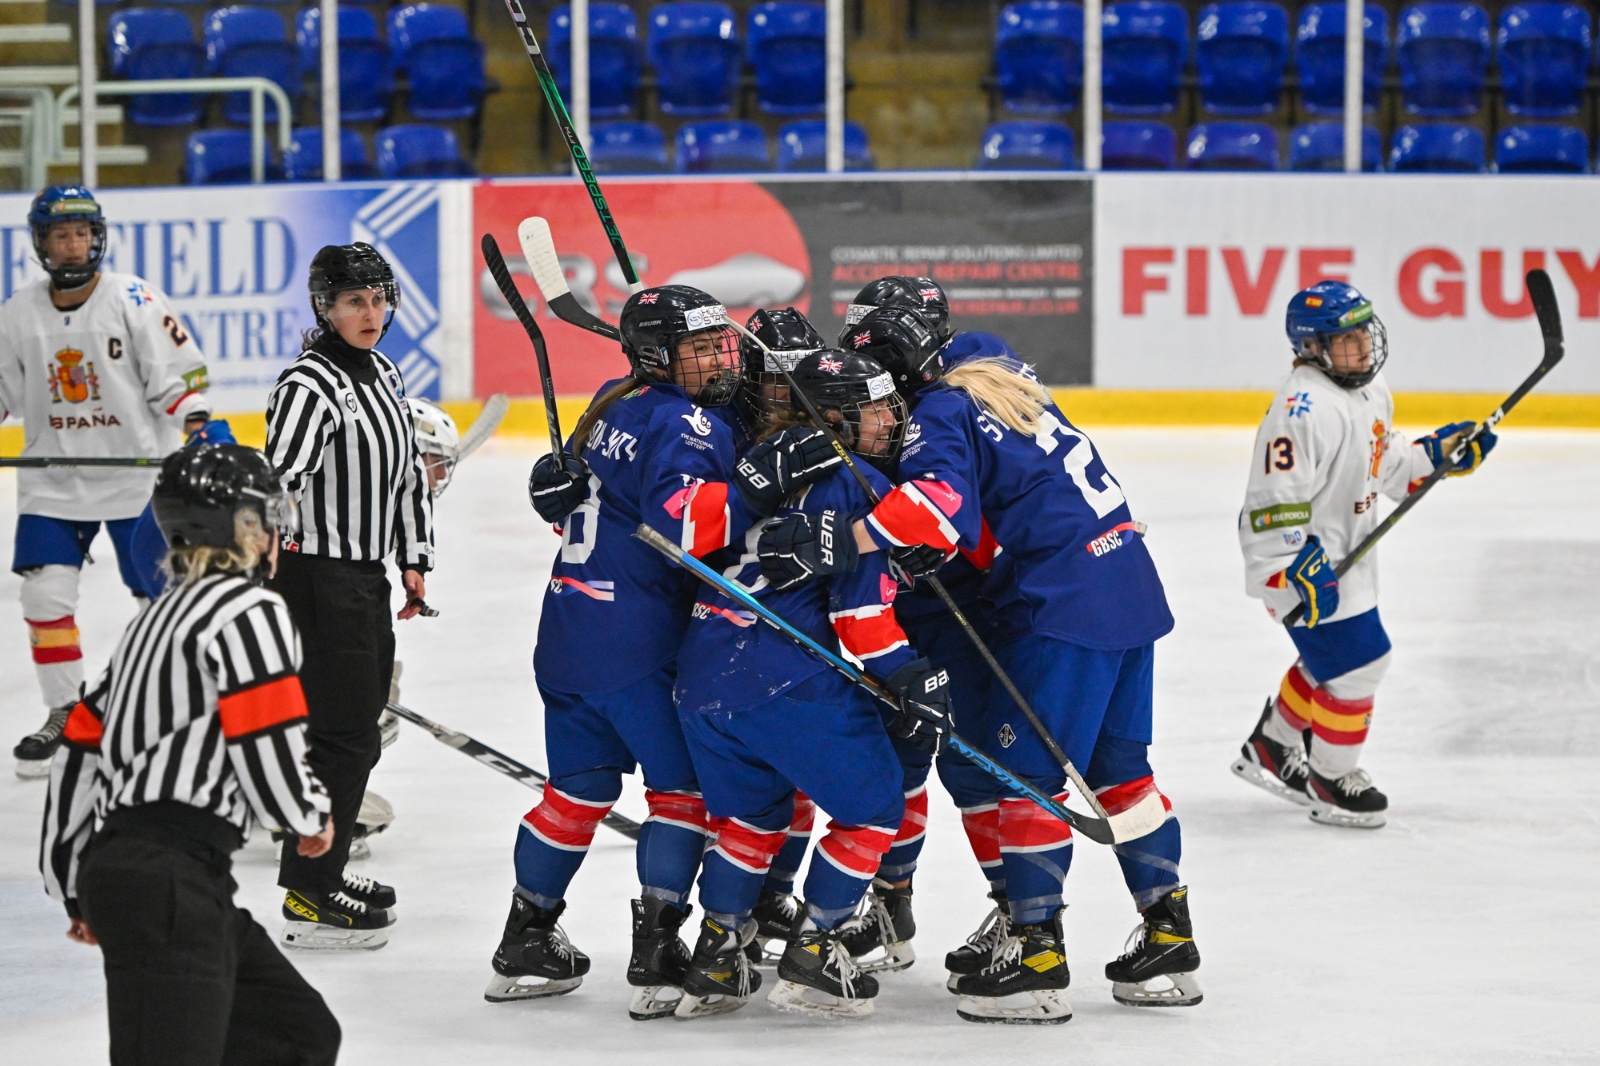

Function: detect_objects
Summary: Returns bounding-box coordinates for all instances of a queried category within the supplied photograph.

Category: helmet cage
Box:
[1298,313,1389,389]
[30,186,107,291]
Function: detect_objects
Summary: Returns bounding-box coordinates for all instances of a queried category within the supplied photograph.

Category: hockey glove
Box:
[1275,535,1339,628]
[884,658,954,753]
[527,452,591,524]
[734,426,845,517]
[1416,420,1497,478]
[756,509,858,591]
[888,544,951,591]
[184,419,236,448]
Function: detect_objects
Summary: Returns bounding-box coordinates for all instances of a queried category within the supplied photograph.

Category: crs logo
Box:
[682,407,712,437]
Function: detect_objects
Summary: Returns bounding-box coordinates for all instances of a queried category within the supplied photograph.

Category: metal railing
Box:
[0,87,55,190]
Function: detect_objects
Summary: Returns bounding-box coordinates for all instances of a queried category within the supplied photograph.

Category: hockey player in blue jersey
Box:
[839,274,1017,367]
[758,305,1203,1022]
[674,348,954,1020]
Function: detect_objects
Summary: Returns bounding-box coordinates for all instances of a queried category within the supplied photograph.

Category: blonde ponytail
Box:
[165,508,271,586]
[942,357,1051,436]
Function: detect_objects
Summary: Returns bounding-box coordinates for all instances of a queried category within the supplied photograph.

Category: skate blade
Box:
[627,984,684,1021]
[1230,757,1312,808]
[1308,804,1386,829]
[280,923,391,951]
[749,936,787,968]
[767,979,875,1019]
[853,940,915,975]
[1112,971,1203,1007]
[14,758,51,780]
[484,972,583,1002]
[673,990,751,1019]
[955,988,1071,1025]
[347,837,372,861]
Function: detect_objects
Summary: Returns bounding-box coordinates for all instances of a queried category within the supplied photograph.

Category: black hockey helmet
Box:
[839,306,946,399]
[789,349,907,467]
[619,284,743,407]
[737,306,825,421]
[308,242,400,338]
[840,275,951,345]
[153,444,298,551]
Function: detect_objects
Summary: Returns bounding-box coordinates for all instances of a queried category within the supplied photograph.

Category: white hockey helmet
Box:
[406,397,460,495]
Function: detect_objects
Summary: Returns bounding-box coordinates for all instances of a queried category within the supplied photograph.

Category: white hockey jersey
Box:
[1238,363,1435,626]
[0,271,210,520]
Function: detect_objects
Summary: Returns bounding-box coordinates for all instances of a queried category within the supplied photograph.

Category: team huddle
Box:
[12,183,1497,1052]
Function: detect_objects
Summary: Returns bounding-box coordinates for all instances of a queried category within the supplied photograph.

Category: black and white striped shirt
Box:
[40,574,330,907]
[266,342,434,569]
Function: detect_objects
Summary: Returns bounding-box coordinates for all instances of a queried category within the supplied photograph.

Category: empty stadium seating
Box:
[1495,124,1589,172]
[1102,1,1188,114]
[376,123,477,177]
[1102,119,1179,168]
[649,2,743,116]
[1288,121,1383,170]
[388,3,486,120]
[1396,3,1491,116]
[675,118,771,171]
[108,8,207,126]
[1296,3,1388,112]
[1498,3,1592,117]
[1196,2,1290,114]
[978,119,1076,168]
[296,6,391,123]
[283,126,375,181]
[775,119,874,171]
[748,1,827,115]
[588,120,671,173]
[1186,120,1280,168]
[184,128,271,183]
[204,6,300,125]
[548,3,642,119]
[994,1,1085,113]
[1389,122,1486,170]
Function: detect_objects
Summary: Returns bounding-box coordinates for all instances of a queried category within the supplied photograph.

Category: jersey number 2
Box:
[1033,412,1127,519]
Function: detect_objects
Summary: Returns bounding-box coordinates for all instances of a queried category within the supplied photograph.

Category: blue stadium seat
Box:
[977,120,1076,169]
[1388,122,1485,170]
[748,2,826,115]
[1495,124,1589,172]
[588,120,671,174]
[184,129,272,183]
[388,3,487,119]
[649,3,742,117]
[674,119,771,172]
[283,126,374,181]
[1287,121,1382,170]
[1296,4,1388,113]
[296,6,390,123]
[107,8,206,126]
[775,119,874,171]
[994,1,1084,114]
[388,2,470,70]
[1396,3,1491,116]
[549,3,641,119]
[1102,119,1178,168]
[204,6,300,125]
[1185,121,1279,168]
[376,123,477,177]
[1102,2,1188,114]
[1498,4,1592,117]
[1195,2,1289,114]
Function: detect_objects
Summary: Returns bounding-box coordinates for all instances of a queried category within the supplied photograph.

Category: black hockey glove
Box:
[527,452,590,524]
[734,427,844,517]
[756,509,858,591]
[888,544,951,591]
[883,658,953,754]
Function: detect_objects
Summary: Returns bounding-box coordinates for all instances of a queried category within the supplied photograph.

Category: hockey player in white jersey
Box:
[0,185,210,777]
[1232,280,1495,827]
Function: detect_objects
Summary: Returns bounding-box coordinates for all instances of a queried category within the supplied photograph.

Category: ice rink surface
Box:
[3,426,1597,1065]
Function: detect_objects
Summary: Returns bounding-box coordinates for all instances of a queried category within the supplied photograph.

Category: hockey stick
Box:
[0,456,161,468]
[458,393,511,461]
[493,1,643,294]
[1284,268,1566,627]
[634,524,1118,845]
[482,233,566,456]
[517,216,621,342]
[386,700,642,840]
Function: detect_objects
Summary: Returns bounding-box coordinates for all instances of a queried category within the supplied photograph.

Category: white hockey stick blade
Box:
[517,217,570,299]
[1106,790,1171,844]
[458,393,509,460]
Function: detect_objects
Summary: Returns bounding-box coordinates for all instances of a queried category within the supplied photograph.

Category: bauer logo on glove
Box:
[1416,420,1497,479]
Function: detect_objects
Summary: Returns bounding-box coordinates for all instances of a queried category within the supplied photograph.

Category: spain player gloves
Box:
[1270,535,1339,628]
[1416,420,1497,478]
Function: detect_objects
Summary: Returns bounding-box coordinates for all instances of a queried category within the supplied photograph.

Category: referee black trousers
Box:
[79,808,340,1065]
[274,551,395,895]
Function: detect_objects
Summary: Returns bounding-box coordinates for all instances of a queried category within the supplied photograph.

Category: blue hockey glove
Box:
[527,452,590,524]
[1417,420,1496,477]
[756,509,858,591]
[883,658,953,753]
[1278,535,1339,628]
[184,419,236,447]
[734,426,844,517]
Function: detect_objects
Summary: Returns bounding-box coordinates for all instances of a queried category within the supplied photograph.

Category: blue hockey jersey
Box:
[865,377,1173,651]
[533,379,746,695]
[939,330,1017,368]
[676,459,917,714]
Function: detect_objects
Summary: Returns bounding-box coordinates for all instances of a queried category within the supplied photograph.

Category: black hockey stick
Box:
[494,0,642,294]
[0,456,162,468]
[633,524,1118,844]
[517,216,621,342]
[386,700,642,840]
[1284,268,1566,627]
[481,232,566,455]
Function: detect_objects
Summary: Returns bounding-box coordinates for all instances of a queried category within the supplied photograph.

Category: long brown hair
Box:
[571,375,644,453]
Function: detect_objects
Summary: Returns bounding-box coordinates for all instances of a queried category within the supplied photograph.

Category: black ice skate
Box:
[341,870,397,910]
[677,915,761,1019]
[944,889,1011,991]
[13,705,70,779]
[952,912,1070,1025]
[1230,699,1312,807]
[769,918,879,1019]
[484,895,589,1002]
[743,889,799,967]
[281,888,395,951]
[838,881,916,974]
[1105,886,1203,1007]
[1306,766,1388,829]
[626,897,693,1021]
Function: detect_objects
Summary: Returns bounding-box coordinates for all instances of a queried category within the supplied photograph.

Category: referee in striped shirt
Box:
[41,444,340,1065]
[267,242,434,947]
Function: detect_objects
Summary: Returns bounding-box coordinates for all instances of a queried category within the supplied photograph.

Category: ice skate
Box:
[281,888,394,951]
[944,889,1011,992]
[743,889,799,967]
[1306,766,1388,829]
[838,881,915,974]
[378,708,400,750]
[1106,886,1202,1007]
[676,915,761,1018]
[484,895,589,1002]
[953,912,1070,1025]
[1230,699,1312,807]
[626,897,692,1020]
[13,705,70,779]
[340,870,396,910]
[349,790,395,861]
[769,919,878,1019]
